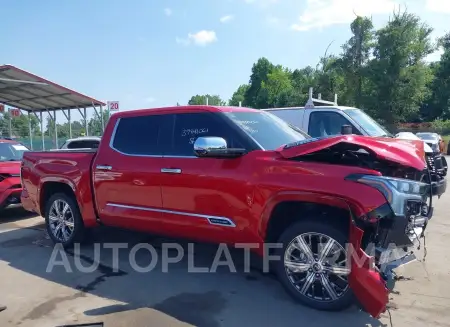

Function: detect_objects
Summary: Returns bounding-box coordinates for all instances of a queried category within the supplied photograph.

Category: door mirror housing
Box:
[193,137,246,158]
[341,124,353,135]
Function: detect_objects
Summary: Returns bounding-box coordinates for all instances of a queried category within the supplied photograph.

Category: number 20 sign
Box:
[107,101,120,111]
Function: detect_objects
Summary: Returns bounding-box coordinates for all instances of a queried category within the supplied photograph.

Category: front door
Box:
[92,113,167,232]
[158,111,253,243]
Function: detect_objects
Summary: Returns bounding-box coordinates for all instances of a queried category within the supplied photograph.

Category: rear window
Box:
[111,115,162,155]
[0,142,29,162]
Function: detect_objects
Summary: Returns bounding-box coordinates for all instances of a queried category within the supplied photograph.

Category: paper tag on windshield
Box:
[12,144,28,151]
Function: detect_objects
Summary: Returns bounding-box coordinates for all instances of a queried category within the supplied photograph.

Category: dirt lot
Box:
[1,167,450,327]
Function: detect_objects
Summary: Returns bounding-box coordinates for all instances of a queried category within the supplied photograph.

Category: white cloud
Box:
[220,15,234,23]
[176,30,218,46]
[164,8,172,16]
[291,0,399,31]
[426,0,450,13]
[145,97,156,103]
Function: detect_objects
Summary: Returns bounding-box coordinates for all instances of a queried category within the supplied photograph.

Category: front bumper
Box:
[351,201,432,318]
[374,205,431,290]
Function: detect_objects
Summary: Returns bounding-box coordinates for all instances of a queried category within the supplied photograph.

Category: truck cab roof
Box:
[114,105,259,119]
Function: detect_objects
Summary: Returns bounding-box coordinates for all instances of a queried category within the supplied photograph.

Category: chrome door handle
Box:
[161,168,182,174]
[96,165,112,171]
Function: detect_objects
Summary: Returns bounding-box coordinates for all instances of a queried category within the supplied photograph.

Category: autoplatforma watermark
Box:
[45,242,414,275]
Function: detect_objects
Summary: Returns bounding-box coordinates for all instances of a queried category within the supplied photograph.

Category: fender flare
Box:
[258,191,366,241]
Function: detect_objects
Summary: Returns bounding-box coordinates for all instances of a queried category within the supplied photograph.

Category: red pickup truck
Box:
[21,105,434,318]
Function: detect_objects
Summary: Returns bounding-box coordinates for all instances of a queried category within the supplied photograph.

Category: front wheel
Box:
[274,220,354,311]
[44,192,86,248]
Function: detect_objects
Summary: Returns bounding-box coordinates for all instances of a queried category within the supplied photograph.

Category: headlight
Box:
[346,175,428,216]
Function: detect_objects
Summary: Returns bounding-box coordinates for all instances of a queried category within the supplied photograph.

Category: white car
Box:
[395,132,434,153]
[59,136,101,150]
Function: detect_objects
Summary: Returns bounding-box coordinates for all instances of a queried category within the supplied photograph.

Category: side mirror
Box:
[341,124,352,135]
[193,136,246,158]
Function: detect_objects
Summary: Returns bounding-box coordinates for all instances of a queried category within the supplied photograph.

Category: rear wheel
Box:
[44,193,86,248]
[274,220,353,311]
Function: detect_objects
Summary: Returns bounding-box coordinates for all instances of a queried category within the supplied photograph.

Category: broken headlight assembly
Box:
[346,174,428,216]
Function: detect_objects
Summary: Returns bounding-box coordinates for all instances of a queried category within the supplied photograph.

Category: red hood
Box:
[277,135,426,171]
[0,161,21,175]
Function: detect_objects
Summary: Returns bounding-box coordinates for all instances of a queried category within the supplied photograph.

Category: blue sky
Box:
[1,0,450,123]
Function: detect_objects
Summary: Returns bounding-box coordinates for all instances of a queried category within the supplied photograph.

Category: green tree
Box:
[228,84,249,106]
[426,32,450,120]
[336,16,375,108]
[188,94,226,106]
[245,57,275,108]
[368,10,434,125]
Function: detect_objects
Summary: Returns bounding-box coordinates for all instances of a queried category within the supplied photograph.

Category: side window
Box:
[308,111,360,137]
[112,115,162,155]
[167,112,238,157]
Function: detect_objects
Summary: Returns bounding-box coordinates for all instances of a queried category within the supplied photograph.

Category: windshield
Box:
[416,133,437,141]
[0,142,29,161]
[344,109,391,137]
[224,111,310,150]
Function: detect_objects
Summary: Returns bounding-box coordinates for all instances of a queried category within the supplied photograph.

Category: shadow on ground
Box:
[0,225,386,327]
[0,206,37,223]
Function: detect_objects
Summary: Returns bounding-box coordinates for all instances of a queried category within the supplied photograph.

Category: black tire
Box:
[44,192,86,248]
[274,220,354,311]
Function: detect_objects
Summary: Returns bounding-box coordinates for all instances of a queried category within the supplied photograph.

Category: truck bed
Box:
[20,149,98,226]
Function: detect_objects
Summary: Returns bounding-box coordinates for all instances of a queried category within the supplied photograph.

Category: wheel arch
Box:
[39,180,76,216]
[259,191,364,246]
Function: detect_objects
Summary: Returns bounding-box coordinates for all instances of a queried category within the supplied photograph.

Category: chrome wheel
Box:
[284,232,350,302]
[48,199,75,242]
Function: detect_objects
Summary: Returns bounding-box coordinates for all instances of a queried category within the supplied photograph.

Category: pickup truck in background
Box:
[263,89,448,198]
[0,138,28,210]
[21,105,434,318]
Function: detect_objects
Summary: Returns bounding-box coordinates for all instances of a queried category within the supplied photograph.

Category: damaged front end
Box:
[346,174,431,290]
[280,135,437,318]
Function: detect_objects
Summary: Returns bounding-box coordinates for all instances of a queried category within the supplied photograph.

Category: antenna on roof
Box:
[304,87,338,108]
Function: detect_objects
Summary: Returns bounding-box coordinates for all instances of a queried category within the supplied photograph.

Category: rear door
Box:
[92,113,167,232]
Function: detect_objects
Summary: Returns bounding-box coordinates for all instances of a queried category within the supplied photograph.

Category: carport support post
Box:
[84,107,89,136]
[100,105,104,132]
[8,113,12,138]
[28,111,33,150]
[68,110,72,138]
[62,109,72,139]
[40,112,44,150]
[53,110,58,149]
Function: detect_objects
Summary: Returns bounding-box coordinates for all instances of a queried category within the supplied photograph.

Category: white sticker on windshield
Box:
[12,144,28,151]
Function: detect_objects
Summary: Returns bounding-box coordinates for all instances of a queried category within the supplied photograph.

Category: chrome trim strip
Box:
[161,168,182,174]
[106,203,236,228]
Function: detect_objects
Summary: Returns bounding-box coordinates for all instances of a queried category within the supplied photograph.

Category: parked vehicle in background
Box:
[59,136,101,150]
[416,132,445,154]
[21,105,434,318]
[395,132,434,152]
[0,138,28,210]
[264,88,448,198]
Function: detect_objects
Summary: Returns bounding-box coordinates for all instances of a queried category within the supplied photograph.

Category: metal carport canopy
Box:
[0,64,106,149]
